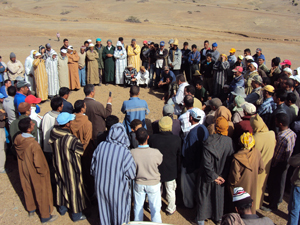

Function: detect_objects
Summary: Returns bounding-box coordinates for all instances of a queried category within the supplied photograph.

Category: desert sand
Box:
[0,0,299,224]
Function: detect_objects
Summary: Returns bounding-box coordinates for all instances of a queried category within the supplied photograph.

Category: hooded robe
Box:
[24,50,36,92]
[102,45,115,83]
[67,51,81,90]
[45,52,60,96]
[114,41,127,85]
[86,49,99,85]
[91,123,136,225]
[33,58,48,101]
[127,44,141,72]
[57,53,69,88]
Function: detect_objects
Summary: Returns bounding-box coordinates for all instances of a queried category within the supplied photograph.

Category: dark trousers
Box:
[98,68,103,84]
[181,63,190,82]
[172,69,180,76]
[58,205,82,221]
[189,64,199,83]
[155,68,163,87]
[267,161,289,208]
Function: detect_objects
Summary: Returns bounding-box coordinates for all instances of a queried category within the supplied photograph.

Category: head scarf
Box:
[240,132,255,150]
[250,114,269,133]
[233,95,245,112]
[215,117,229,136]
[159,116,173,132]
[116,41,123,47]
[220,54,228,61]
[106,123,130,147]
[214,106,232,122]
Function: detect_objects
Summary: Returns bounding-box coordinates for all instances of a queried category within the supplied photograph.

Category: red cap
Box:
[280,59,291,66]
[143,40,147,44]
[25,95,41,104]
[232,66,243,73]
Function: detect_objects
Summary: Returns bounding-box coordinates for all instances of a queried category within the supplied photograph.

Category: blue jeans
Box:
[288,184,300,225]
[58,205,82,222]
[133,182,162,223]
[78,66,86,86]
[148,64,155,87]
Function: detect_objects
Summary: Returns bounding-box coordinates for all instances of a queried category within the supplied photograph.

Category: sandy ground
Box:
[0,0,299,224]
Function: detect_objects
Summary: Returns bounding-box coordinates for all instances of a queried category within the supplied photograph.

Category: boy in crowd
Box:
[129,119,142,149]
[195,80,207,103]
[286,92,299,123]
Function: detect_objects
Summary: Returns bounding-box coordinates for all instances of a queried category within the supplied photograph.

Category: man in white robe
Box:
[136,66,150,88]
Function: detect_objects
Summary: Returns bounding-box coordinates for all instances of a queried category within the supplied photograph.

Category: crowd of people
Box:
[1,36,300,225]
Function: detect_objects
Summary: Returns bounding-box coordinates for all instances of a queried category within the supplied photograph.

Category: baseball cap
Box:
[61,49,67,53]
[212,42,218,47]
[238,55,244,60]
[256,48,262,52]
[67,45,73,50]
[25,95,41,104]
[190,108,203,120]
[57,112,76,125]
[233,187,253,207]
[263,85,275,93]
[160,41,165,46]
[143,40,147,44]
[0,93,5,99]
[168,39,174,44]
[280,59,291,66]
[205,98,222,108]
[163,104,174,116]
[16,80,31,88]
[164,66,170,71]
[18,102,31,113]
[242,102,256,114]
[231,86,246,98]
[232,66,243,73]
[229,48,236,53]
[257,55,265,61]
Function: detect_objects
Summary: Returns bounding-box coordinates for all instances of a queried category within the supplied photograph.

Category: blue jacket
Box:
[14,92,40,115]
[0,86,8,98]
[188,51,200,65]
[160,70,176,83]
[0,62,5,83]
[230,75,245,92]
[121,97,150,134]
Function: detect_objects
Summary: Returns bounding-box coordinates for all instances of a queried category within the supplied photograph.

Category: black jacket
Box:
[200,60,215,78]
[149,131,181,182]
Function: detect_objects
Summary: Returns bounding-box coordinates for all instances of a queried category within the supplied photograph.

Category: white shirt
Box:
[179,108,206,137]
[172,82,189,115]
[156,50,164,68]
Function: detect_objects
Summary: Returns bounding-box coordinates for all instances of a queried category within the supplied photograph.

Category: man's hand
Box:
[214,176,225,185]
[107,96,112,104]
[131,78,137,82]
[0,109,5,113]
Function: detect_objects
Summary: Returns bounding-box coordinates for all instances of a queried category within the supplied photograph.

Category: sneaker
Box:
[74,214,86,222]
[42,215,58,223]
[166,210,176,216]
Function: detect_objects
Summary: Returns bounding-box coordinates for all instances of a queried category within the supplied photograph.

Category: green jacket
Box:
[10,114,38,143]
[95,44,104,69]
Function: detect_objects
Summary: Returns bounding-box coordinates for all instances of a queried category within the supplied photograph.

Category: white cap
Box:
[87,39,92,42]
[245,55,254,61]
[291,75,300,83]
[67,45,73,50]
[251,62,258,70]
[61,49,67,53]
[89,43,95,47]
[242,102,256,114]
[283,68,293,75]
[35,52,41,56]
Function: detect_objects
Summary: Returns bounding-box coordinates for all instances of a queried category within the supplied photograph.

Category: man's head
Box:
[195,80,203,90]
[158,116,173,132]
[233,187,253,216]
[107,40,112,47]
[285,78,295,91]
[251,75,263,89]
[241,102,256,116]
[280,59,291,69]
[204,40,209,49]
[130,85,140,97]
[67,46,73,54]
[10,52,16,62]
[63,39,69,47]
[7,86,16,97]
[263,77,271,86]
[160,41,165,50]
[84,41,89,48]
[118,37,124,44]
[18,102,31,116]
[130,119,143,132]
[237,55,244,64]
[206,98,222,111]
[249,62,258,72]
[50,97,64,112]
[140,66,146,73]
[105,115,119,131]
[257,55,265,66]
[271,57,280,67]
[131,39,136,47]
[256,48,262,56]
[212,42,217,51]
[164,66,170,74]
[163,104,174,118]
[18,117,35,134]
[143,40,148,47]
[84,84,95,97]
[4,79,11,88]
[89,43,94,51]
[57,112,75,128]
[74,100,86,114]
[168,39,174,48]
[189,108,203,125]
[283,68,293,77]
[176,74,186,85]
[59,87,70,99]
[244,48,251,56]
[183,42,188,50]
[61,49,67,57]
[263,85,275,99]
[46,43,51,52]
[192,44,197,52]
[17,80,30,95]
[232,66,243,77]
[229,48,236,56]
[206,53,212,62]
[80,46,86,54]
[135,127,148,145]
[183,95,194,110]
[275,113,289,129]
[286,92,297,106]
[96,38,101,46]
[273,89,287,105]
[25,95,41,107]
[184,85,195,96]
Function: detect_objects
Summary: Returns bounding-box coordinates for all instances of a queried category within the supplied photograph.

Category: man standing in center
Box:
[49,112,87,222]
[84,84,112,143]
[86,43,99,85]
[127,39,141,72]
[33,53,48,101]
[168,39,182,76]
[67,46,80,90]
[102,40,115,85]
[95,38,104,85]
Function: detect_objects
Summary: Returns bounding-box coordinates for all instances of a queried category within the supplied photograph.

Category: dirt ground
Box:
[0,0,299,224]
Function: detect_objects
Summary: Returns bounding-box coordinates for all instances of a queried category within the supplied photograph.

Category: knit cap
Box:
[215,117,228,136]
[233,187,253,207]
[158,116,173,132]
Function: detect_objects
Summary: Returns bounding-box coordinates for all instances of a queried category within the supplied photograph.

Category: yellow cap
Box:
[263,85,275,93]
[229,48,236,53]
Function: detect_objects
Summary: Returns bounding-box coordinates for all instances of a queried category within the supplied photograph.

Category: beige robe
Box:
[127,44,141,72]
[67,51,81,90]
[33,58,48,101]
[86,50,99,84]
[250,114,276,209]
[244,71,259,95]
[57,54,69,88]
[14,134,53,219]
[7,60,24,81]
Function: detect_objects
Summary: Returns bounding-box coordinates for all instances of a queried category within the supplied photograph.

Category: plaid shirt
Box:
[272,128,297,167]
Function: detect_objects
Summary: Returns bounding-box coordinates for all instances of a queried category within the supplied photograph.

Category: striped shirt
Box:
[272,128,297,167]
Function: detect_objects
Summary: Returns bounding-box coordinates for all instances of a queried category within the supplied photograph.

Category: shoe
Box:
[0,169,11,174]
[106,83,108,86]
[28,211,35,217]
[74,215,86,222]
[260,206,277,212]
[166,210,176,216]
[42,215,58,223]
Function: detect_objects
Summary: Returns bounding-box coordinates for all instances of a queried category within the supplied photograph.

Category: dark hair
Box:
[183,42,188,46]
[286,78,295,89]
[130,86,140,96]
[204,40,209,44]
[154,44,159,48]
[236,202,252,212]
[84,84,95,96]
[262,77,271,85]
[185,85,195,96]
[74,100,85,113]
[84,41,89,45]
[184,95,194,108]
[18,117,31,133]
[272,57,280,66]
[192,44,197,49]
[59,87,70,97]
[279,74,289,82]
[244,48,251,54]
[130,119,143,130]
[287,92,297,104]
[275,89,287,102]
[206,53,212,58]
[276,113,289,127]
[106,115,119,131]
[4,79,10,84]
[176,74,186,83]
[150,42,154,45]
[195,80,203,86]
[7,86,16,97]
[119,37,124,41]
[135,127,148,144]
[51,97,64,111]
[63,38,68,43]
